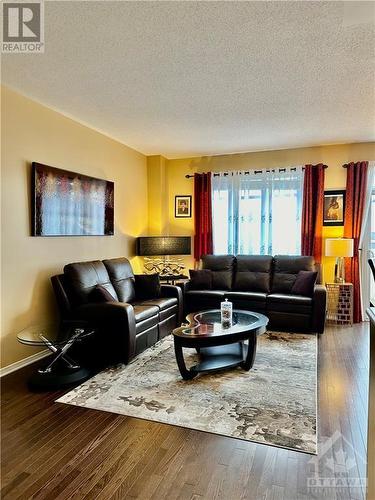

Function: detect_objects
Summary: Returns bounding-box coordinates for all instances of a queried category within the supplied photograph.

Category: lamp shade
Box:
[325,238,354,257]
[137,236,191,256]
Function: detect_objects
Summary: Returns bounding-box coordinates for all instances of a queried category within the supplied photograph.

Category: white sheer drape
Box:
[212,167,304,255]
[359,161,375,317]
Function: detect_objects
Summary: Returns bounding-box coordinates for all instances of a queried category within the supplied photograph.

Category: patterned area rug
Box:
[57,331,317,454]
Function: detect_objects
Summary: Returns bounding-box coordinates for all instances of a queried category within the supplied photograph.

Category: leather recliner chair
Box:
[51,257,183,366]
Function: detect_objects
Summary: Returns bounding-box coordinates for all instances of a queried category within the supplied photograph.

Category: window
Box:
[212,168,304,255]
[370,175,375,301]
[359,164,375,312]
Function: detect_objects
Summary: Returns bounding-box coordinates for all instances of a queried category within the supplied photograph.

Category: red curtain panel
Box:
[301,164,325,262]
[344,161,369,323]
[194,172,213,262]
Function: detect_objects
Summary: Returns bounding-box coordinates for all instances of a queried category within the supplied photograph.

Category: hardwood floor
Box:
[1,323,370,500]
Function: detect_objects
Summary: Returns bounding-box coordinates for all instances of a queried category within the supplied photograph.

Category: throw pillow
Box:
[89,285,117,303]
[189,269,213,290]
[291,271,318,297]
[134,274,161,300]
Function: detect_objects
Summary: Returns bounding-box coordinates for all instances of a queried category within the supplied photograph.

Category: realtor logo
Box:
[307,431,366,493]
[2,2,44,53]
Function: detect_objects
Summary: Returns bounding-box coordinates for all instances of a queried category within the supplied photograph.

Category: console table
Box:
[159,274,188,285]
[326,283,353,326]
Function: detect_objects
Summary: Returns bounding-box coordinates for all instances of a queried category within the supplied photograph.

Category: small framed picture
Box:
[175,195,192,218]
[323,190,345,226]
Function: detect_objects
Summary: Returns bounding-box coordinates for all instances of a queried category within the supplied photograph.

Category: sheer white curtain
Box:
[359,161,375,317]
[212,167,304,255]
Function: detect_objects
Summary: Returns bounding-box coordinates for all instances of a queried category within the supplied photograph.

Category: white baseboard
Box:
[0,350,50,378]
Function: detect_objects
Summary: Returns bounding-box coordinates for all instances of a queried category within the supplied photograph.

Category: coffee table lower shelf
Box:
[174,340,256,380]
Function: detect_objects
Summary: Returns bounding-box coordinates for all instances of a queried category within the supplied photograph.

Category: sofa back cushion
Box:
[103,257,136,303]
[291,270,318,297]
[201,255,235,290]
[89,284,117,303]
[272,255,315,294]
[134,274,161,300]
[189,269,213,290]
[233,255,273,293]
[64,260,118,306]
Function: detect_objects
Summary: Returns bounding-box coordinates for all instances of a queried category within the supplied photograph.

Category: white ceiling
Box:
[2,1,375,159]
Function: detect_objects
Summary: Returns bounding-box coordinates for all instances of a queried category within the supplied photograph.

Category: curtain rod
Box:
[185,165,328,178]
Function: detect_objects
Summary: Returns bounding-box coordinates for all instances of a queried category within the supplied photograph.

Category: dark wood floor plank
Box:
[3,406,105,483]
[3,411,116,499]
[1,323,369,500]
[79,423,171,500]
[33,416,144,500]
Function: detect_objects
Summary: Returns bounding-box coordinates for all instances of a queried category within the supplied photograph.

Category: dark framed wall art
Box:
[323,190,345,226]
[175,195,192,218]
[32,162,114,236]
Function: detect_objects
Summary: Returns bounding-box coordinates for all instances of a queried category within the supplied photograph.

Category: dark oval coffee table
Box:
[172,309,268,380]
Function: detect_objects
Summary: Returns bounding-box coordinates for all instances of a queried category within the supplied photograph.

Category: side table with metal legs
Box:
[17,324,95,390]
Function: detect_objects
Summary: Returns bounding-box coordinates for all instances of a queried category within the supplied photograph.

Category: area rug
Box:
[57,331,317,454]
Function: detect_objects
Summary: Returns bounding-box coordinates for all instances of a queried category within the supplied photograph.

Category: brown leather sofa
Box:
[51,257,183,366]
[184,255,327,333]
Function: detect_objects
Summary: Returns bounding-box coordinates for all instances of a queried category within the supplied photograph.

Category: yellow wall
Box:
[1,85,374,370]
[1,87,148,368]
[165,143,375,281]
[147,155,168,235]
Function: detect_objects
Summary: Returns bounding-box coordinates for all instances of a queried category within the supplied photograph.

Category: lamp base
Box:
[144,257,185,277]
[334,257,345,283]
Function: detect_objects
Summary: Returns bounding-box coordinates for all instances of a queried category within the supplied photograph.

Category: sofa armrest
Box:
[180,280,192,293]
[73,302,137,362]
[160,285,183,324]
[312,284,327,334]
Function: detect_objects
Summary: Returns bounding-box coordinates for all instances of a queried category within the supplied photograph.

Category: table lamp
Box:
[325,238,354,283]
[136,236,191,277]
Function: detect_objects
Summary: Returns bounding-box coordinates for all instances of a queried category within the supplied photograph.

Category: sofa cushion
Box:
[267,293,312,314]
[135,298,178,323]
[89,285,117,303]
[185,290,226,299]
[103,258,136,303]
[271,255,315,294]
[184,289,226,313]
[136,297,177,311]
[201,255,235,290]
[134,274,161,300]
[133,304,159,323]
[189,269,213,290]
[225,291,267,302]
[233,255,273,293]
[64,260,118,306]
[225,291,267,312]
[291,270,318,297]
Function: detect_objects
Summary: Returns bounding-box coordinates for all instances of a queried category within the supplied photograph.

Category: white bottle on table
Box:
[221,298,233,327]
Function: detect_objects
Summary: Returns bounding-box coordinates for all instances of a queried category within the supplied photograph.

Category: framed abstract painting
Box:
[32,162,114,236]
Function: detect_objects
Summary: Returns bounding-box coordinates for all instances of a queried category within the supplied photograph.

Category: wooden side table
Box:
[159,275,189,285]
[326,283,353,326]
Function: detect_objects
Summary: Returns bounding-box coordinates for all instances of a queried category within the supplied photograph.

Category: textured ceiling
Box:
[2,1,375,158]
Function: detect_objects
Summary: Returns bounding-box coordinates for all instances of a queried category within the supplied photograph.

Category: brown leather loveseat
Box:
[51,257,183,366]
[184,255,326,333]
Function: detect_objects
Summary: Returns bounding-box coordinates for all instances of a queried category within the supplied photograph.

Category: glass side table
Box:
[17,322,95,390]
